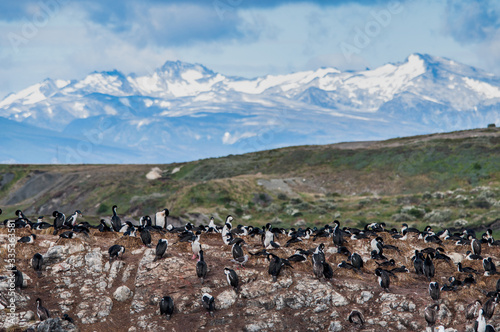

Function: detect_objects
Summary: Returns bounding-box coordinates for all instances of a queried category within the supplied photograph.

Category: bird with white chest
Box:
[224,267,239,291]
[191,231,202,260]
[263,223,280,249]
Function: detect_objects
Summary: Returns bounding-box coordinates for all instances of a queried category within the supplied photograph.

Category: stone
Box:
[84,250,103,273]
[294,219,307,227]
[24,310,35,321]
[44,246,67,264]
[59,291,72,299]
[36,318,66,332]
[114,285,132,302]
[454,219,468,227]
[331,290,348,306]
[66,255,84,268]
[216,289,238,309]
[96,296,113,318]
[328,321,342,331]
[68,243,85,254]
[357,291,373,304]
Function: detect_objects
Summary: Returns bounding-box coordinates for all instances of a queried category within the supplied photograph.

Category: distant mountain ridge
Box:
[0,54,499,163]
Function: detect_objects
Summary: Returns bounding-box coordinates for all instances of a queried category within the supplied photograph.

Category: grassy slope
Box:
[0,128,499,233]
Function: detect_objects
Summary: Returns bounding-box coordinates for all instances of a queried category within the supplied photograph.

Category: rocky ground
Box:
[1,223,500,332]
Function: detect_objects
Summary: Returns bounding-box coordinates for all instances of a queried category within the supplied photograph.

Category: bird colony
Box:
[1,207,500,331]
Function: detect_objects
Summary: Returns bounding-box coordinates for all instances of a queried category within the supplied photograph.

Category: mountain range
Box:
[1,53,499,163]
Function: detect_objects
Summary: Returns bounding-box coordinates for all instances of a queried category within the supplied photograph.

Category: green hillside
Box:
[1,127,499,233]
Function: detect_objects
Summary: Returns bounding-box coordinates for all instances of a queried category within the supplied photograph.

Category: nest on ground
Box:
[114,235,145,251]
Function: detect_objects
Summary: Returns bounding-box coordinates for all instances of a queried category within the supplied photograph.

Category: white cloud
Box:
[0,0,499,99]
[222,131,257,145]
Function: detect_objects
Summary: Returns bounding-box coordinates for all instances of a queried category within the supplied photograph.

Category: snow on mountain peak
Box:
[0,79,59,107]
[1,53,499,164]
[159,60,215,80]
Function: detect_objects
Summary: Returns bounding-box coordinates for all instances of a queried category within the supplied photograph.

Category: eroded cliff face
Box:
[0,226,497,332]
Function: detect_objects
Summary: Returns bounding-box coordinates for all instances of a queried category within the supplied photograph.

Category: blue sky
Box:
[0,0,499,98]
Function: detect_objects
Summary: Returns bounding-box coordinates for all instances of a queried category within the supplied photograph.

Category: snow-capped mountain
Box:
[1,54,499,163]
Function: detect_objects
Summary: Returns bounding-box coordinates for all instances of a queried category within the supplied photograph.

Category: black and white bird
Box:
[191,231,202,259]
[13,266,23,290]
[465,300,482,321]
[52,210,66,233]
[159,296,174,320]
[313,243,326,263]
[36,298,50,321]
[224,267,239,291]
[483,295,498,320]
[392,229,408,240]
[222,233,234,246]
[349,253,364,271]
[62,313,75,324]
[221,215,233,239]
[466,250,483,261]
[231,239,245,261]
[463,274,476,286]
[413,250,424,275]
[285,232,303,247]
[154,239,168,261]
[108,244,125,261]
[449,276,462,287]
[388,265,409,274]
[434,247,452,263]
[31,216,52,230]
[98,219,113,232]
[423,254,435,281]
[267,253,292,282]
[458,262,478,274]
[424,304,439,327]
[111,205,122,232]
[424,233,443,245]
[206,217,220,233]
[56,231,74,243]
[338,261,358,271]
[370,237,386,260]
[196,249,208,284]
[312,249,325,279]
[287,249,308,263]
[376,258,395,268]
[155,208,169,229]
[429,282,440,301]
[140,226,152,247]
[332,220,344,248]
[32,253,43,278]
[64,210,82,227]
[202,293,215,317]
[15,209,30,223]
[337,245,351,256]
[440,284,456,292]
[348,310,365,327]
[120,221,136,236]
[474,309,496,332]
[371,237,384,255]
[472,238,482,256]
[18,234,36,243]
[322,261,334,280]
[375,268,390,292]
[483,257,498,276]
[313,224,332,241]
[230,253,249,268]
[263,223,280,249]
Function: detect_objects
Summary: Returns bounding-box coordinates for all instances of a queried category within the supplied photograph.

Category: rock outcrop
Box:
[0,225,499,331]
